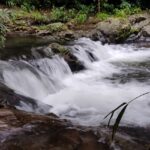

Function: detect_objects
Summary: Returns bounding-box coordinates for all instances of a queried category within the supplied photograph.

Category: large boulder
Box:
[95,18,131,43]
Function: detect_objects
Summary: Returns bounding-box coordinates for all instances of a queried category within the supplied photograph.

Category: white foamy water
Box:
[1,38,150,127]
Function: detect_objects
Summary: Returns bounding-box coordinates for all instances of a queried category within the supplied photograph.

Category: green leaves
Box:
[111,104,128,140]
[104,102,127,126]
[0,9,10,47]
[104,92,150,141]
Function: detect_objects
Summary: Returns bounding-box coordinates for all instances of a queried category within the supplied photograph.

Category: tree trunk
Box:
[97,0,100,12]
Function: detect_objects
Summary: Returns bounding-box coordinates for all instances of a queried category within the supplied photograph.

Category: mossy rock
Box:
[48,43,69,55]
[47,22,68,33]
[96,18,132,43]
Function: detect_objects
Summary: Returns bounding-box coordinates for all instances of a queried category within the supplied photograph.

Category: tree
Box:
[97,0,100,12]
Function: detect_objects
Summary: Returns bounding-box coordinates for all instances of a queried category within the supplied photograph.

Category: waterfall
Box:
[1,38,150,126]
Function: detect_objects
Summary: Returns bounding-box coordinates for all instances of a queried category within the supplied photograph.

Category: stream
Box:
[0,36,150,127]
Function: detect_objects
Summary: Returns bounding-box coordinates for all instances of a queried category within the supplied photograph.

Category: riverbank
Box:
[1,7,149,44]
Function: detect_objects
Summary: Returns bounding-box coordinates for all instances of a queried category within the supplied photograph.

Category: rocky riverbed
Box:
[0,105,149,150]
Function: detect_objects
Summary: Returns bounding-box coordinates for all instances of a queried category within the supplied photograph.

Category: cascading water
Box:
[1,38,150,127]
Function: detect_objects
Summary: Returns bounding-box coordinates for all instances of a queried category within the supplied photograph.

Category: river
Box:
[0,37,150,127]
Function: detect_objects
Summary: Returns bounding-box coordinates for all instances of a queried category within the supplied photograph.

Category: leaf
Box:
[104,92,150,141]
[112,104,128,140]
[104,103,127,122]
[128,92,150,104]
[107,112,114,127]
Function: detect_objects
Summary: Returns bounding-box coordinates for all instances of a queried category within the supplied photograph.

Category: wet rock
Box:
[64,53,85,72]
[0,107,149,150]
[0,107,109,150]
[0,82,51,114]
[48,43,85,72]
[89,30,106,43]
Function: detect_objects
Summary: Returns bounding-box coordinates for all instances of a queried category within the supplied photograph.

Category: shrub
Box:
[0,9,10,47]
[96,12,110,20]
[74,13,87,24]
[50,7,78,23]
[50,7,68,22]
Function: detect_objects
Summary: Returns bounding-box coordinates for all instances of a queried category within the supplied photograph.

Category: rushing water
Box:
[1,38,150,127]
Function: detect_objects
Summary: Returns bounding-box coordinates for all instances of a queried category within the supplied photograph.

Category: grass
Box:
[10,9,50,23]
[114,7,141,18]
[96,12,110,21]
[96,5,141,21]
[74,13,87,24]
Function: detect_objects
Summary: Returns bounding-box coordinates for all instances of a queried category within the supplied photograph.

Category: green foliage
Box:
[50,7,69,22]
[77,4,94,14]
[96,12,110,20]
[113,1,141,18]
[0,9,10,47]
[47,22,67,33]
[0,23,7,47]
[31,11,49,23]
[104,92,150,141]
[74,13,87,24]
[2,0,149,10]
[102,3,115,12]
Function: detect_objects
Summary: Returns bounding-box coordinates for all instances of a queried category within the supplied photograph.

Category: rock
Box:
[126,13,150,42]
[88,29,106,43]
[48,43,85,72]
[132,19,150,31]
[142,24,150,37]
[0,82,51,114]
[0,107,149,150]
[64,53,85,72]
[48,43,69,54]
[0,107,109,150]
[95,18,131,43]
[57,30,76,42]
[129,13,149,25]
[47,22,68,33]
[91,12,150,43]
